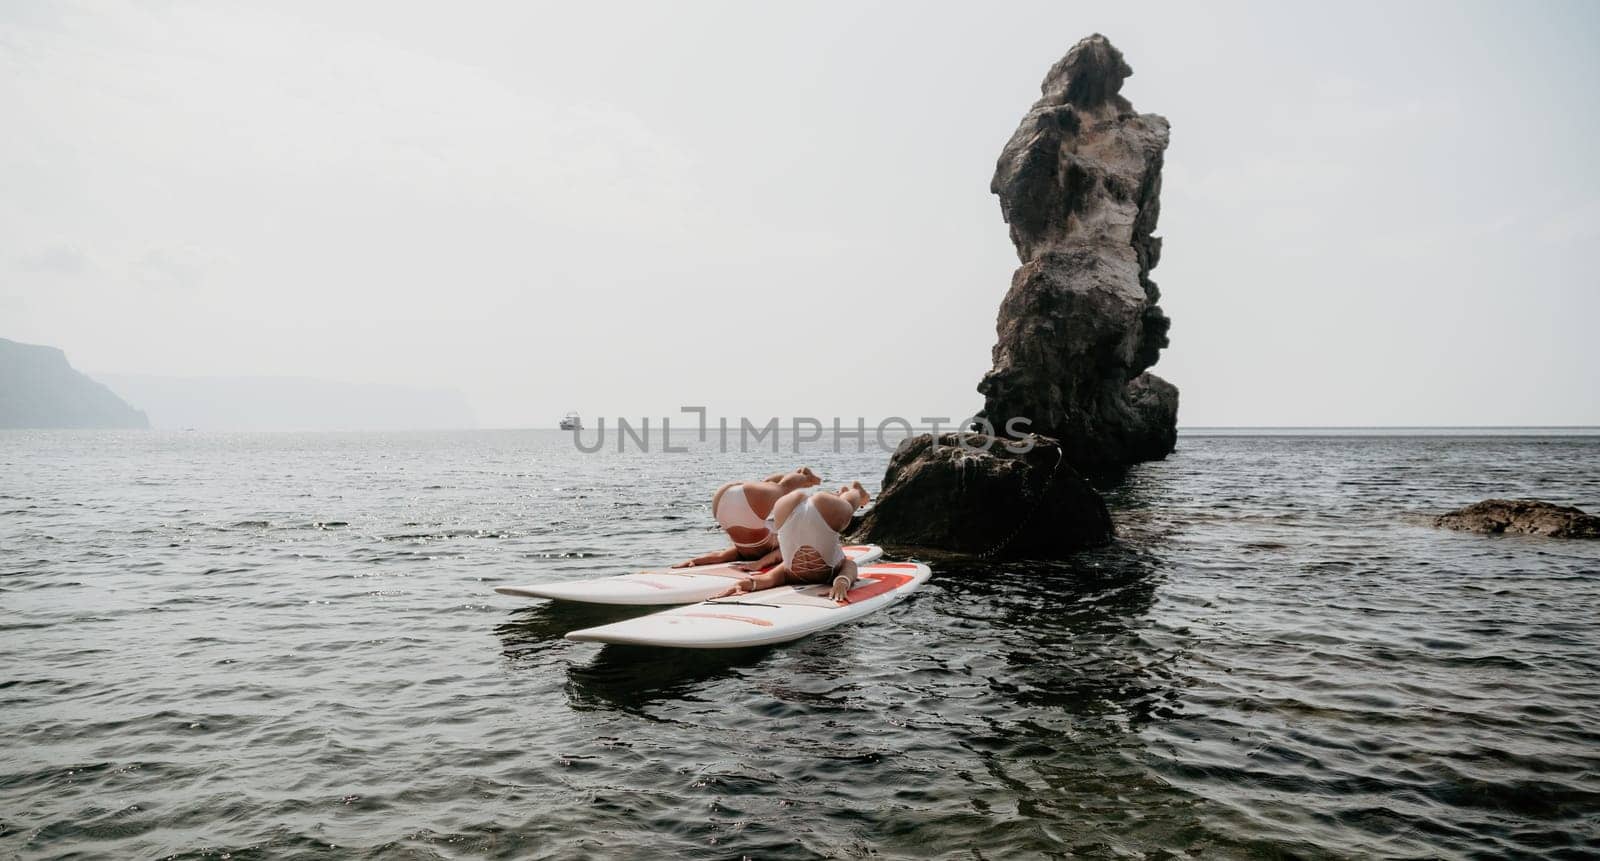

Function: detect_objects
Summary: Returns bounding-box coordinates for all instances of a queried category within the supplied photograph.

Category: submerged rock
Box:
[1433,499,1600,539]
[977,33,1177,474]
[849,433,1113,557]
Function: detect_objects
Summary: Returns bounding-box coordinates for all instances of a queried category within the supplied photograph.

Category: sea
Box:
[2,429,1598,859]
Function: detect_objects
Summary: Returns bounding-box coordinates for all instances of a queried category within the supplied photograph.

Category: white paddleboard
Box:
[564,561,931,648]
[494,545,884,605]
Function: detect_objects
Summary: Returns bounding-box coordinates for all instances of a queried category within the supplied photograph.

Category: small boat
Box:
[559,411,583,431]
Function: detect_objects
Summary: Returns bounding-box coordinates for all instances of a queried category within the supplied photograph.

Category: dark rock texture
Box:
[0,338,148,429]
[977,33,1177,473]
[855,34,1175,559]
[1434,499,1600,539]
[849,433,1113,557]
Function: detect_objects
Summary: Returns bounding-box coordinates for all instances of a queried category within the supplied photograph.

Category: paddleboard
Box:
[494,545,883,605]
[564,561,931,648]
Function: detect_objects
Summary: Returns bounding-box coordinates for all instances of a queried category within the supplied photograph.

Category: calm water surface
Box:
[2,430,1599,859]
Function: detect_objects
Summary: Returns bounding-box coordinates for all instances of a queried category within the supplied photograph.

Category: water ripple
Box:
[1,430,1598,858]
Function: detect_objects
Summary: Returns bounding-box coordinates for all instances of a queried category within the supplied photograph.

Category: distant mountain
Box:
[97,374,477,431]
[0,338,150,429]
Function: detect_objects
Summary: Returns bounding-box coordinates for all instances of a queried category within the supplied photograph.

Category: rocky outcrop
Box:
[976,34,1177,474]
[855,34,1174,559]
[849,433,1113,557]
[1434,499,1600,539]
[0,338,148,429]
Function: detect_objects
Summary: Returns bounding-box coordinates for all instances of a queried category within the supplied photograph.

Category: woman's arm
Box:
[720,561,788,597]
[731,546,782,572]
[672,545,739,568]
[745,562,788,592]
[828,558,858,602]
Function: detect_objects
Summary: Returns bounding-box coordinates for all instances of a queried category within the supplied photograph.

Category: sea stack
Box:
[978,33,1178,474]
[854,34,1171,557]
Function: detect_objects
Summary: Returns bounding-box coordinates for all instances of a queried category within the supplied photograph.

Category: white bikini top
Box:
[777,496,846,572]
[714,484,773,549]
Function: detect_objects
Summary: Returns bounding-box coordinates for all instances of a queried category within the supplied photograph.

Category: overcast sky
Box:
[4,1,1597,427]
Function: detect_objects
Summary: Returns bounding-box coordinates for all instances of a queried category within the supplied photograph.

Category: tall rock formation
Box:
[853,34,1174,558]
[0,338,149,429]
[977,34,1178,473]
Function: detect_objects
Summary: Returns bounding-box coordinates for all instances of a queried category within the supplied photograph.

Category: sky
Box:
[3,0,1598,428]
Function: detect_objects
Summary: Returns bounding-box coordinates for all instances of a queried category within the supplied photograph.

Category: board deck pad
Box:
[494,545,883,605]
[564,561,932,648]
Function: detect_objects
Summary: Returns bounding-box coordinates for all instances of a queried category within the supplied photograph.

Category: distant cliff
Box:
[0,338,150,429]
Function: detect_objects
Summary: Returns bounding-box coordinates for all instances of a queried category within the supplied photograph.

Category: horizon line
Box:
[12,424,1597,433]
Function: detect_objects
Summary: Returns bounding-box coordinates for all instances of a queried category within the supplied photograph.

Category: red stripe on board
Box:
[841,572,914,603]
[693,571,757,581]
[679,612,774,627]
[640,562,775,579]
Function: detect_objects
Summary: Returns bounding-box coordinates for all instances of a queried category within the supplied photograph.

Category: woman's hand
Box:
[674,547,738,569]
[730,550,779,572]
[828,559,858,602]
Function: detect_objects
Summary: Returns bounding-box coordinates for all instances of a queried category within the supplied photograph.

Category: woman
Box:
[672,467,821,569]
[724,480,870,602]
